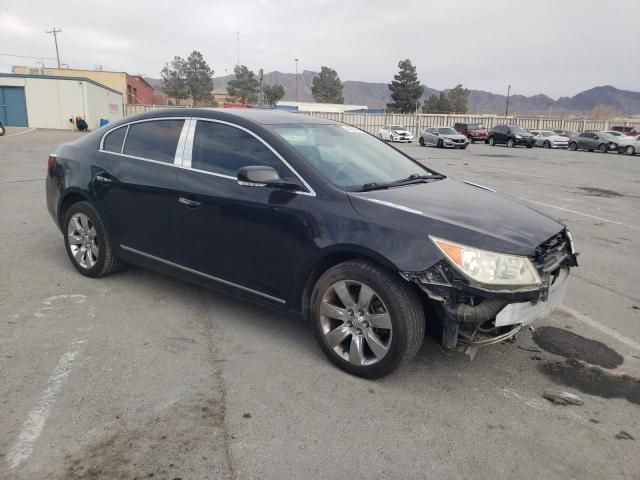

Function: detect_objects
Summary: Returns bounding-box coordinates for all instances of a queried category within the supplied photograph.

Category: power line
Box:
[45,27,62,68]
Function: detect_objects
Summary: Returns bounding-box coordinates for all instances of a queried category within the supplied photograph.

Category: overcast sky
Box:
[1,0,638,98]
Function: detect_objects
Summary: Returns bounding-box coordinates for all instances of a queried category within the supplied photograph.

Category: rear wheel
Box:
[489,136,495,146]
[311,260,425,379]
[507,138,515,148]
[63,201,123,277]
[626,146,635,155]
[598,143,608,153]
[569,142,578,151]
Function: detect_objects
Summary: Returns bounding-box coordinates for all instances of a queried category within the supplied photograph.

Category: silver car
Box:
[568,132,619,153]
[616,135,640,155]
[530,130,569,149]
[419,126,469,149]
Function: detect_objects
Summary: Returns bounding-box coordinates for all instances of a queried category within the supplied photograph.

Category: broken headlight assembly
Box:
[430,236,541,288]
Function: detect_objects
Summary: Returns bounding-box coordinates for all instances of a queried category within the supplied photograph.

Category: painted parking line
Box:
[519,198,640,231]
[5,341,82,471]
[3,128,37,137]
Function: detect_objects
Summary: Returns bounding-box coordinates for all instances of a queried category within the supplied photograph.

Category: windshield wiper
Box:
[357,173,445,192]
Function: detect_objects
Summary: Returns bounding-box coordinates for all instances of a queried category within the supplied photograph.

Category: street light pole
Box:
[505,84,511,117]
[295,58,299,102]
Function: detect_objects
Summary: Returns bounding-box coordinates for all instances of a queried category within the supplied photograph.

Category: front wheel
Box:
[626,146,635,155]
[507,138,515,148]
[0,125,5,136]
[598,143,608,153]
[543,141,551,149]
[468,137,475,144]
[569,142,578,151]
[437,139,444,148]
[63,201,123,277]
[488,136,495,146]
[419,137,425,146]
[311,260,425,379]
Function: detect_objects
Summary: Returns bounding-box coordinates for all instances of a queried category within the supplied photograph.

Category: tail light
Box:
[47,154,57,173]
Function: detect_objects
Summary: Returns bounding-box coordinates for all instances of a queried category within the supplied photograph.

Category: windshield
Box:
[270,124,433,189]
[438,127,457,135]
[509,126,529,134]
[389,125,405,130]
[467,124,484,129]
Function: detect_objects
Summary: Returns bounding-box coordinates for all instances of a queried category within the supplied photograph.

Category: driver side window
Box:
[191,121,293,178]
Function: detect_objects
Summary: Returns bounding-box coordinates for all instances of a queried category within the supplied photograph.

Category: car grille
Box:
[452,138,465,143]
[535,231,572,274]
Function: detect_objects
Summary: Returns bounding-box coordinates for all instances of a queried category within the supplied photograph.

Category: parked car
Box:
[616,135,640,155]
[602,130,634,141]
[553,129,578,138]
[530,130,569,149]
[486,125,534,148]
[46,109,578,378]
[378,125,413,143]
[568,132,618,153]
[611,126,639,137]
[419,126,469,148]
[454,122,488,143]
[0,121,5,136]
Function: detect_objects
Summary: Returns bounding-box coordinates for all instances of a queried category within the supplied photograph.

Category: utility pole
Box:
[295,58,299,102]
[505,84,511,117]
[46,27,62,68]
[236,32,240,66]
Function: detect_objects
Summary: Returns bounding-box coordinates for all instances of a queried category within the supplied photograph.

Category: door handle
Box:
[95,174,113,184]
[178,197,202,208]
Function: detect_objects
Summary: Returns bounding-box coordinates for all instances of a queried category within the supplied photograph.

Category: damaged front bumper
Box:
[400,230,578,349]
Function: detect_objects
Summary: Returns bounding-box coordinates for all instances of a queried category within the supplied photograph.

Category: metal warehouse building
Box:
[0,73,123,130]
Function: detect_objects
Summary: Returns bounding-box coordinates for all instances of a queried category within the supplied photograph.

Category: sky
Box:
[1,0,639,99]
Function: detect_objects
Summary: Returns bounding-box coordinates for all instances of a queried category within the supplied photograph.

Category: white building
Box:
[0,73,123,130]
[276,101,367,113]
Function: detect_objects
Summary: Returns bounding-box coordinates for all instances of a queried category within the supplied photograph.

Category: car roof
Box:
[118,107,337,126]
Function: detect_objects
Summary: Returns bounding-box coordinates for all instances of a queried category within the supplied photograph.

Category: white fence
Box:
[123,104,640,136]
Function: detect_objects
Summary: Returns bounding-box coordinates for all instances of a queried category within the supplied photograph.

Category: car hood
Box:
[348,178,564,255]
[392,129,412,135]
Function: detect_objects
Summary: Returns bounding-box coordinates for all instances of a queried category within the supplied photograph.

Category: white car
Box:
[378,125,414,142]
[530,130,569,149]
[603,130,634,142]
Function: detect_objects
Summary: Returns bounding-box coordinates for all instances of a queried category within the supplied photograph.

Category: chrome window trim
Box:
[100,124,128,154]
[120,244,286,304]
[99,116,191,151]
[174,119,194,166]
[120,125,130,154]
[189,117,316,196]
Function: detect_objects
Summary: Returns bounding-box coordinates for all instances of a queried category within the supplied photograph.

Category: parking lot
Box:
[1,129,639,479]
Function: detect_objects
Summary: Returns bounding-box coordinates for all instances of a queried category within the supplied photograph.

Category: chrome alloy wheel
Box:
[67,213,99,269]
[319,280,392,366]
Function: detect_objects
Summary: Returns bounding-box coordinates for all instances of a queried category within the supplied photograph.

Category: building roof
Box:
[0,73,122,95]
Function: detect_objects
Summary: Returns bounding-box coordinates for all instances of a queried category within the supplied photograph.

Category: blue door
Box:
[0,86,28,127]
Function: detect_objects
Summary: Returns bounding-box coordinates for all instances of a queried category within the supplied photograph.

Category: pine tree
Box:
[447,84,469,113]
[227,65,260,104]
[311,66,344,104]
[387,59,424,113]
[184,51,214,106]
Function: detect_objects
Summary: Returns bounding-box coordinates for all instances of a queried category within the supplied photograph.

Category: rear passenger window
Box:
[123,120,184,163]
[103,126,127,153]
[191,121,292,178]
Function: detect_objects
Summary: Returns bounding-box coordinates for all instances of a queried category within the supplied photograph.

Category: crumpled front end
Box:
[400,229,578,350]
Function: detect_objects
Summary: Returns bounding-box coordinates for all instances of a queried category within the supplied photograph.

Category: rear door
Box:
[95,118,187,261]
[172,118,306,303]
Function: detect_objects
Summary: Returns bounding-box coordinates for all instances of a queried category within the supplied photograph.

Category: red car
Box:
[454,122,488,143]
[611,126,639,136]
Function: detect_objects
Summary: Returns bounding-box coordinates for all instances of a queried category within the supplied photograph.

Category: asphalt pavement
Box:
[1,130,639,480]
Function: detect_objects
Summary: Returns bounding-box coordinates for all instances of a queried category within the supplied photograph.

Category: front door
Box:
[0,86,28,127]
[173,119,305,304]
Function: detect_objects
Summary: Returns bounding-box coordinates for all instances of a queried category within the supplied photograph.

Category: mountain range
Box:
[144,70,640,116]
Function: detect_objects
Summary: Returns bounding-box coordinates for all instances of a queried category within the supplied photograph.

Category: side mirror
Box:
[237,166,302,191]
[594,136,599,140]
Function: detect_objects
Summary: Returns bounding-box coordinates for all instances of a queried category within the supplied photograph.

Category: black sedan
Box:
[46,109,578,378]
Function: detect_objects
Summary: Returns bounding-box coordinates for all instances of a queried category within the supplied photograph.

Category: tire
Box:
[0,125,5,136]
[543,141,551,149]
[526,144,533,148]
[419,136,425,146]
[507,138,515,148]
[569,142,578,151]
[461,146,468,149]
[469,137,475,144]
[310,259,425,379]
[63,201,123,278]
[489,136,495,146]
[626,146,635,155]
[437,139,444,148]
[598,143,608,153]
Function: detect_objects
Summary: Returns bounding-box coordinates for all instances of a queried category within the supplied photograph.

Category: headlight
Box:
[515,135,522,139]
[430,237,541,287]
